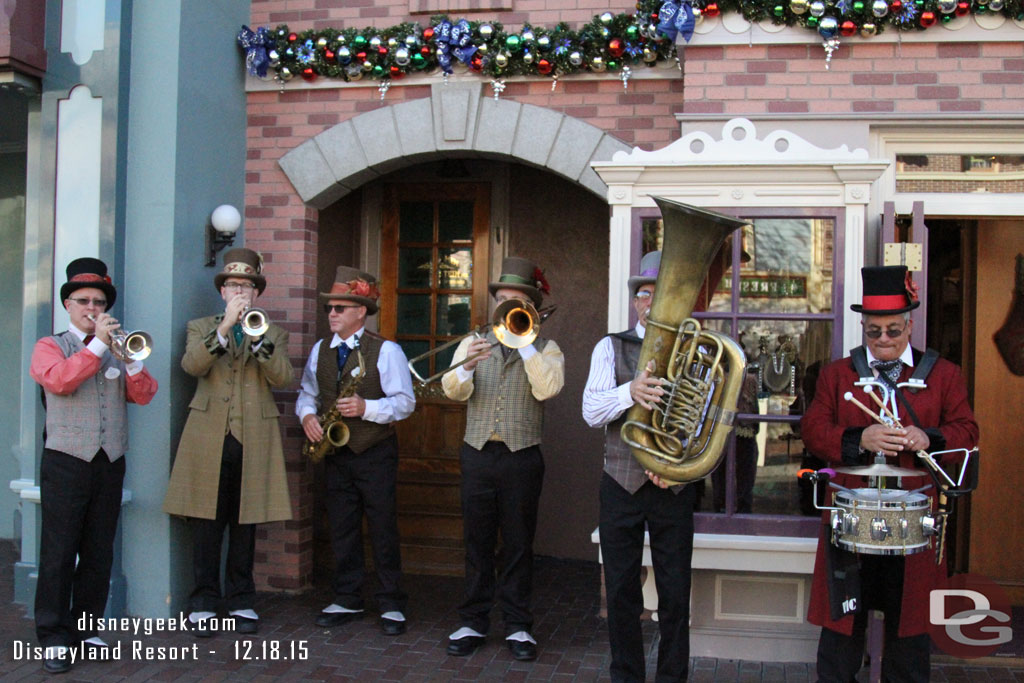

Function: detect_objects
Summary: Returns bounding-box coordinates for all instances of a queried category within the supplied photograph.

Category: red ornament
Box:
[423,27,435,40]
[288,32,298,43]
[356,51,367,62]
[608,39,625,58]
[651,12,659,20]
[704,3,721,17]
[471,55,483,71]
[890,0,902,12]
[920,10,936,26]
[421,46,431,56]
[378,46,388,56]
[537,58,553,74]
[390,66,404,79]
[325,50,335,60]
[301,67,316,81]
[840,20,857,36]
[955,1,969,15]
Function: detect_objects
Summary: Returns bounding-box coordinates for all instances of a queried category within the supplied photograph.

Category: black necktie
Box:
[871,359,902,385]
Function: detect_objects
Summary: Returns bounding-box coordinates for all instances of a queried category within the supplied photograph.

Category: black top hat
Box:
[60,258,116,311]
[850,265,920,315]
[214,247,267,295]
[320,265,380,315]
[488,256,549,308]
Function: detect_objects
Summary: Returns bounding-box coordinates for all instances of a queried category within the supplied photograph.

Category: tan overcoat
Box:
[163,315,293,524]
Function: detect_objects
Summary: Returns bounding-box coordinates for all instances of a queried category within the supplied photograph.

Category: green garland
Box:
[239,0,1024,83]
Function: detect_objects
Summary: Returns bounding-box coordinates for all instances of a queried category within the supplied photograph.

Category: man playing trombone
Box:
[802,265,979,682]
[30,257,158,674]
[164,247,293,637]
[442,256,564,661]
[296,265,415,635]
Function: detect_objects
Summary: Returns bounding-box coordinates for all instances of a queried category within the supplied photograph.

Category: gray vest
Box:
[463,333,548,452]
[43,332,129,462]
[606,331,685,495]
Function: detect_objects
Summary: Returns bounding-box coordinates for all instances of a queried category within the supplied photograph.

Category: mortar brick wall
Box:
[243,0,1024,590]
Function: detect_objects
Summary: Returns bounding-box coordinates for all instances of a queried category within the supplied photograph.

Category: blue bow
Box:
[435,19,477,74]
[237,25,272,77]
[656,1,696,44]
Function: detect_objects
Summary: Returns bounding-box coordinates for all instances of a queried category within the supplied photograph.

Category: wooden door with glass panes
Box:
[380,183,490,575]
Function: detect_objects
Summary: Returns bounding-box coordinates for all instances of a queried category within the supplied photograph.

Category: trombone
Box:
[407,299,556,385]
[87,315,154,362]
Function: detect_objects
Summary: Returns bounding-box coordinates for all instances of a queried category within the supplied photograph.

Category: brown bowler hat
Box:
[213,247,267,295]
[320,266,380,315]
[488,256,549,308]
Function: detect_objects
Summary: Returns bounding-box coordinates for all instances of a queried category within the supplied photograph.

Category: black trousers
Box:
[815,554,930,683]
[189,435,256,613]
[324,434,406,613]
[600,472,695,683]
[458,441,544,636]
[36,448,125,648]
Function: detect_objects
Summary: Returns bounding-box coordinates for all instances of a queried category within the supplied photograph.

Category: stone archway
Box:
[277,81,631,208]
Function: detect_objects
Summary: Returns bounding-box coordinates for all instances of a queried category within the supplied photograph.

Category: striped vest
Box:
[463,332,548,452]
[43,332,129,461]
[606,331,685,495]
[316,332,393,454]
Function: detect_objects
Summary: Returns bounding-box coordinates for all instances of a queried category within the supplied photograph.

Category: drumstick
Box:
[862,385,901,425]
[843,392,888,424]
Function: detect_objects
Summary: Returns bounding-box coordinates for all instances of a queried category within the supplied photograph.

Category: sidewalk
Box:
[0,540,1019,681]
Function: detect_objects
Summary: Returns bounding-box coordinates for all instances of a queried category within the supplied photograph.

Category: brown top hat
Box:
[850,265,920,315]
[60,257,117,311]
[627,251,660,299]
[320,266,380,315]
[488,256,549,308]
[214,247,267,295]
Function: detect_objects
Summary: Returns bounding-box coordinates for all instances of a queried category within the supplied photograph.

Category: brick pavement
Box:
[0,540,1020,681]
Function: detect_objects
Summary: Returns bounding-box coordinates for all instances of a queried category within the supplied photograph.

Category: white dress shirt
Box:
[581,323,646,428]
[295,327,415,424]
[69,322,144,375]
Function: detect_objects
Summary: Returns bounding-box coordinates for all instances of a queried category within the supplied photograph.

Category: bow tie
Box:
[871,359,903,384]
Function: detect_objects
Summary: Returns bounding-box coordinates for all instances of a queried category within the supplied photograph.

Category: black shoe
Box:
[446,636,484,657]
[234,616,259,635]
[42,648,71,674]
[380,616,406,636]
[315,610,363,628]
[189,618,215,638]
[507,639,537,661]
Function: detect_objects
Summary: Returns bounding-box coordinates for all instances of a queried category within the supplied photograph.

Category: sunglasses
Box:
[324,304,361,314]
[864,327,906,339]
[69,297,108,308]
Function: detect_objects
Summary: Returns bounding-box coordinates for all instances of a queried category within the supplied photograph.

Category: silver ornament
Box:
[279,67,293,81]
[479,24,494,40]
[790,0,810,14]
[388,37,399,49]
[537,35,551,50]
[395,47,410,66]
[591,55,606,72]
[600,12,615,25]
[810,1,826,16]
[989,0,1005,9]
[569,51,583,66]
[643,47,657,63]
[495,52,509,68]
[337,46,352,64]
[523,50,535,65]
[345,64,362,81]
[405,34,419,47]
[369,36,382,49]
[316,37,328,49]
[872,0,889,17]
[268,49,280,67]
[522,29,535,44]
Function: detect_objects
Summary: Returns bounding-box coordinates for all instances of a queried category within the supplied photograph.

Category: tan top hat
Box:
[488,256,550,308]
[321,265,380,315]
[214,247,267,295]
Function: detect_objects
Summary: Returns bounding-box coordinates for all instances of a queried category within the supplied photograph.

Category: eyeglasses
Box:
[864,326,906,339]
[324,304,361,314]
[69,297,107,308]
[635,291,653,300]
[223,281,256,291]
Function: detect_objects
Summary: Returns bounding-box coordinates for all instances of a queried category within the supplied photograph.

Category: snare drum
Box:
[830,488,933,556]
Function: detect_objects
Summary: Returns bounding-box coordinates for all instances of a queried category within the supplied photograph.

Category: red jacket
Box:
[801,349,979,636]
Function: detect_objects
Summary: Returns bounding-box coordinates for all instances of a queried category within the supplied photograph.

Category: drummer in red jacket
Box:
[801,265,979,682]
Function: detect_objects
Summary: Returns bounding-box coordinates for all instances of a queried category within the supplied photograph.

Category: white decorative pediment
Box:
[609,118,869,165]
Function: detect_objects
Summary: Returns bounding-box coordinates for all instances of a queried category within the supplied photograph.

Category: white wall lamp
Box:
[206,204,241,267]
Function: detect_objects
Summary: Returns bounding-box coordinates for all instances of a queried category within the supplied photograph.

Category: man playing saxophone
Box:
[296,265,415,635]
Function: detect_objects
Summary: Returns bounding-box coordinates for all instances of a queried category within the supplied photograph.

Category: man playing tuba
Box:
[296,266,415,635]
[582,250,697,683]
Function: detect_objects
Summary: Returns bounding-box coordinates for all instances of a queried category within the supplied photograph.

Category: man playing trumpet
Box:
[801,265,979,681]
[164,247,293,637]
[30,257,158,674]
[296,266,415,635]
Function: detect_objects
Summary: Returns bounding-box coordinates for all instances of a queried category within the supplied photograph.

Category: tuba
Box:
[620,198,749,486]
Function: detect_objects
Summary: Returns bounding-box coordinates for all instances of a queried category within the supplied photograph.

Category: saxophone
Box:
[303,340,366,463]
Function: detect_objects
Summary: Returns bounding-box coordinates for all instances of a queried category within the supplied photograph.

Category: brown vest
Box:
[607,331,685,495]
[316,332,393,454]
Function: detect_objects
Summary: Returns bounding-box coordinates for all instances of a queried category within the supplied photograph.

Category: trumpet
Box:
[87,315,153,362]
[241,306,269,337]
[407,299,556,384]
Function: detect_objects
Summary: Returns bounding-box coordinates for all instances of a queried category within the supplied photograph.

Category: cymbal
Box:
[835,463,927,478]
